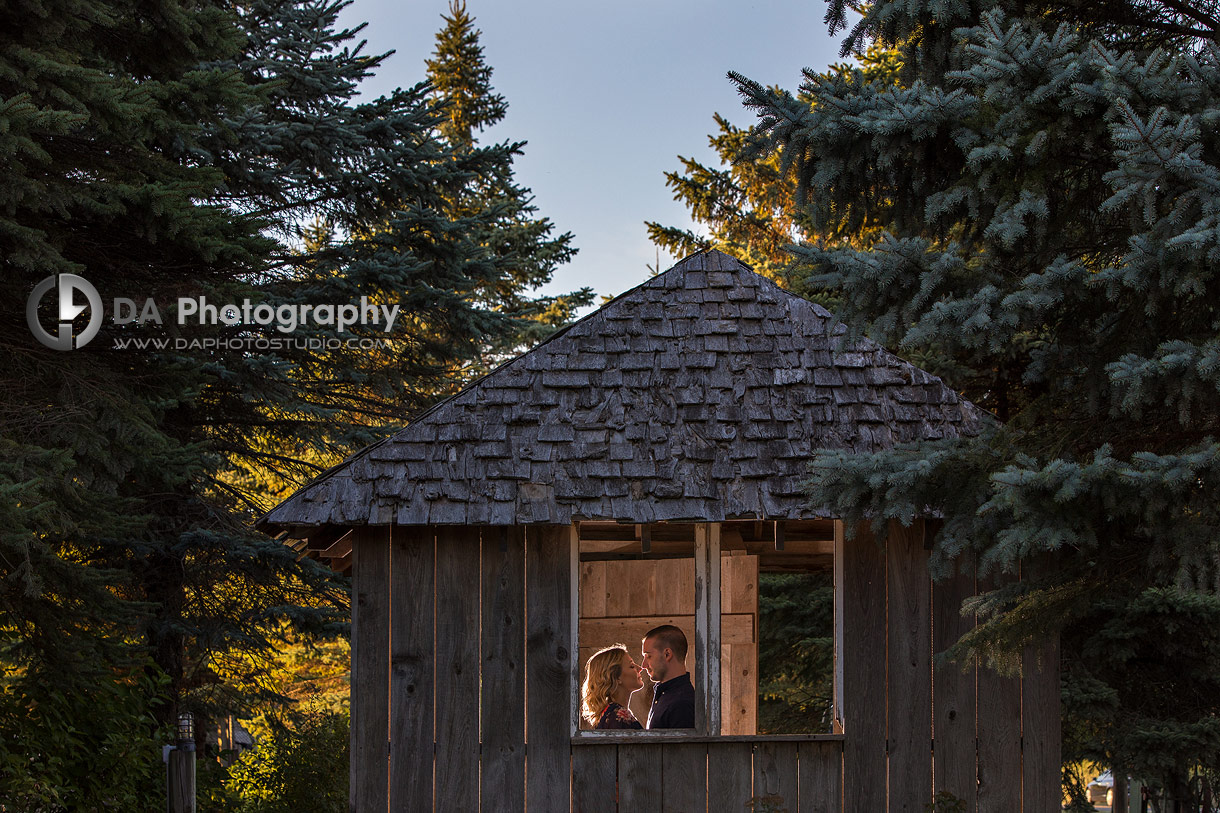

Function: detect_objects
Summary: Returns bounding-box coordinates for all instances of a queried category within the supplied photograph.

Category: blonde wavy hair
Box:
[581,644,630,726]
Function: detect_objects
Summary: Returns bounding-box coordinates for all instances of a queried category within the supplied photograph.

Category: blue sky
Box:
[340,0,844,302]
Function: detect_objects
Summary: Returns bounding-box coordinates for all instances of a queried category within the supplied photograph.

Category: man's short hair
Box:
[643,624,688,662]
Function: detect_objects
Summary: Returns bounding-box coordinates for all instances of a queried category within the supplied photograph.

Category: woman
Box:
[581,644,645,730]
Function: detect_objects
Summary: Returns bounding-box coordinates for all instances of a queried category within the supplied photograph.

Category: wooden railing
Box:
[570,736,843,813]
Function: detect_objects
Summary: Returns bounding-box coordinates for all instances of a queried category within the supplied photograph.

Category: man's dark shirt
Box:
[647,672,695,729]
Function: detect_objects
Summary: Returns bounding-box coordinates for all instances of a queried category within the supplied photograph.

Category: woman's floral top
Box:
[595,701,642,730]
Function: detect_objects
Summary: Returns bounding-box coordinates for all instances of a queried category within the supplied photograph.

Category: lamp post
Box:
[164,712,196,813]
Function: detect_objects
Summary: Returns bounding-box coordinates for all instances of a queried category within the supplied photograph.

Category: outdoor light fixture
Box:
[177,712,194,744]
[164,711,196,812]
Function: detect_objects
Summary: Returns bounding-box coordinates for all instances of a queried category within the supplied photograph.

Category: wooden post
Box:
[166,746,195,813]
[436,526,481,811]
[833,520,845,732]
[1114,773,1128,812]
[570,525,582,736]
[976,572,1021,812]
[1022,555,1062,813]
[933,562,978,810]
[693,522,721,735]
[167,711,195,813]
[1021,638,1061,812]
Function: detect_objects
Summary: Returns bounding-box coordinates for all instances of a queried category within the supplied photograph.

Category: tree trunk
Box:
[143,547,187,729]
[1169,768,1190,813]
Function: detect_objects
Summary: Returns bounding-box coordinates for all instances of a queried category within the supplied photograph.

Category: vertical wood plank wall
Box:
[977,572,1022,812]
[350,529,390,813]
[887,523,932,811]
[843,519,888,813]
[389,526,433,813]
[347,521,1059,812]
[434,526,479,811]
[526,526,572,812]
[721,554,759,735]
[480,526,526,812]
[842,521,1060,813]
[581,740,842,813]
[933,564,978,811]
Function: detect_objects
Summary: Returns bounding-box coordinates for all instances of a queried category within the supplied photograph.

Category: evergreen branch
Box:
[1156,0,1220,33]
[1133,18,1218,40]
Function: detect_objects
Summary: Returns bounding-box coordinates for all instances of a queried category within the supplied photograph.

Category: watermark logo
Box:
[26,274,400,351]
[27,274,103,351]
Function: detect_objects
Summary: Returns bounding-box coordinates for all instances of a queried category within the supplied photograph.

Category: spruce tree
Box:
[735,1,1220,804]
[0,0,264,805]
[426,1,592,363]
[1,0,589,806]
[426,0,508,150]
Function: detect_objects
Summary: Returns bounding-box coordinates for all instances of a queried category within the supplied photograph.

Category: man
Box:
[640,624,694,729]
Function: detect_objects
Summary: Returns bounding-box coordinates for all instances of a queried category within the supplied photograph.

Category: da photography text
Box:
[26,273,401,351]
[116,295,400,334]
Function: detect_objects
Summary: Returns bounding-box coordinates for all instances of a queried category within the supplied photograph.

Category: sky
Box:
[338,0,845,303]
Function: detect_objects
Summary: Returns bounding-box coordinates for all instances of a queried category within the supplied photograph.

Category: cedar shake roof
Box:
[260,250,987,530]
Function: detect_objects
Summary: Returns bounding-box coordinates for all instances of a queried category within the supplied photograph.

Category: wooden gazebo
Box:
[261,250,1060,812]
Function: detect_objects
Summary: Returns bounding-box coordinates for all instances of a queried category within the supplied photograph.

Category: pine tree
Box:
[645,112,808,282]
[736,2,1220,804]
[646,43,902,301]
[426,1,592,365]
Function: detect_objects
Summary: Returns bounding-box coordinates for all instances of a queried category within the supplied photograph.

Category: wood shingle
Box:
[260,250,987,530]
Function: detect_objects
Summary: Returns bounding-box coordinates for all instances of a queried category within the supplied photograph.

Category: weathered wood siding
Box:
[389,526,432,813]
[350,529,390,813]
[435,526,480,811]
[933,565,978,811]
[527,526,573,812]
[572,738,842,812]
[348,520,1058,812]
[842,521,1061,813]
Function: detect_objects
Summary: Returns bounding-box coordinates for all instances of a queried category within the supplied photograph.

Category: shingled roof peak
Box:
[260,249,988,530]
[665,247,751,273]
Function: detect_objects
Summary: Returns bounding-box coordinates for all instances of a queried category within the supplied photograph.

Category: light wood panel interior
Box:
[577,544,760,734]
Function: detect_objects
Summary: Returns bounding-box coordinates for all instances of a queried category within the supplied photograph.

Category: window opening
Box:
[719,520,837,735]
[576,522,697,730]
[571,520,841,737]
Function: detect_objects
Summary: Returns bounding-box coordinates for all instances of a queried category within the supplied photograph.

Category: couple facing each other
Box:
[580,624,695,731]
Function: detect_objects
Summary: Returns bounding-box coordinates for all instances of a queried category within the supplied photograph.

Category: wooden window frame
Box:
[569,520,842,740]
